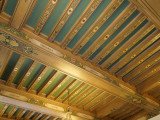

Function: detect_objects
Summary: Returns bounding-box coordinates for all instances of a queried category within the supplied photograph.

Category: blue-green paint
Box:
[4,0,18,16]
[34,68,55,91]
[89,10,140,60]
[1,52,20,81]
[55,0,91,42]
[4,105,13,114]
[13,58,33,84]
[67,0,112,48]
[27,0,49,28]
[41,0,70,35]
[99,19,148,65]
[114,28,156,72]
[13,108,21,116]
[78,0,130,55]
[23,63,44,88]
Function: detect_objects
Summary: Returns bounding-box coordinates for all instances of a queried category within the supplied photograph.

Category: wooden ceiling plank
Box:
[130,60,160,86]
[48,0,81,42]
[40,115,49,120]
[96,98,126,118]
[0,104,9,117]
[115,106,139,120]
[55,80,81,102]
[137,71,160,93]
[72,0,125,54]
[102,117,115,120]
[0,50,12,78]
[33,113,43,120]
[6,56,25,85]
[24,111,35,120]
[108,103,128,118]
[118,108,142,120]
[62,83,86,103]
[54,79,76,100]
[10,0,38,30]
[116,30,160,78]
[47,76,71,99]
[114,40,160,79]
[110,104,132,119]
[124,110,147,120]
[8,107,17,118]
[123,48,160,83]
[0,47,11,75]
[0,28,159,113]
[17,61,37,89]
[34,0,59,35]
[82,4,137,60]
[129,0,160,29]
[70,86,95,106]
[101,22,155,70]
[61,0,103,48]
[28,66,48,93]
[90,95,116,112]
[92,14,146,65]
[0,116,14,120]
[0,95,94,119]
[38,71,60,96]
[76,89,102,107]
[47,74,67,99]
[84,92,109,110]
[16,109,26,119]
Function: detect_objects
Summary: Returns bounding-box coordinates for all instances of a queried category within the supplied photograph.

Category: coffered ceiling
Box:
[0,0,159,120]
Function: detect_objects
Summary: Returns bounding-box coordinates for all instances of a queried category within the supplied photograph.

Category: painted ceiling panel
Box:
[67,0,112,48]
[78,0,130,55]
[0,0,160,119]
[4,0,18,16]
[27,0,50,28]
[55,0,91,42]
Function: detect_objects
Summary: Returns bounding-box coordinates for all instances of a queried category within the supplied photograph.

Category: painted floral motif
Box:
[0,32,37,55]
[105,77,120,86]
[0,23,29,41]
[28,98,44,106]
[63,55,83,68]
[126,95,146,105]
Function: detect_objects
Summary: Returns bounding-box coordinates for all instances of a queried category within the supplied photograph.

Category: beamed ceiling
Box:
[0,0,160,120]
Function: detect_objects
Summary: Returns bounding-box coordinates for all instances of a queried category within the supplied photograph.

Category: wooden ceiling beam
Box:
[0,116,14,120]
[7,107,17,119]
[10,0,38,30]
[137,71,160,94]
[124,49,160,83]
[0,104,9,117]
[124,110,148,120]
[0,50,12,78]
[0,24,159,114]
[116,40,160,78]
[129,0,160,29]
[130,60,160,86]
[96,98,126,118]
[17,61,37,89]
[6,56,25,85]
[0,84,95,117]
